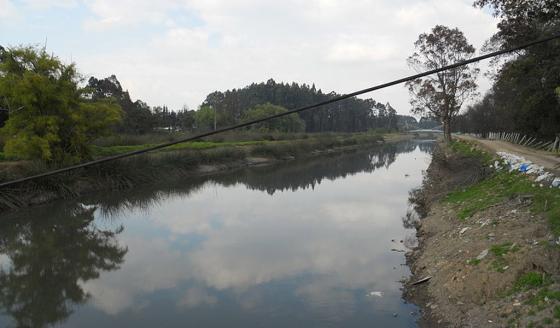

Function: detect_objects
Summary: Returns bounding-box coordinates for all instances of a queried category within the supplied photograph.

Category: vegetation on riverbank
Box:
[406,140,560,327]
[446,169,560,236]
[0,132,388,211]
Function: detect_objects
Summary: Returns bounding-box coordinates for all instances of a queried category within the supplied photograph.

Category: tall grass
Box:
[0,132,384,211]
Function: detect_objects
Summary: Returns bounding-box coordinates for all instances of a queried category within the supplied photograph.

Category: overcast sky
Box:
[0,0,498,115]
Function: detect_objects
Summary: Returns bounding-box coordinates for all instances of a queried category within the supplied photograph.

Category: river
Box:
[0,140,434,328]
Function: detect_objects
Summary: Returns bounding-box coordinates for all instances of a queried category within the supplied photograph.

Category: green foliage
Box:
[202,79,397,133]
[87,75,152,134]
[554,305,560,319]
[527,289,560,306]
[490,242,519,257]
[445,168,560,236]
[458,1,560,138]
[513,272,551,292]
[90,140,263,158]
[0,46,122,164]
[248,133,382,159]
[194,105,221,131]
[489,242,519,272]
[467,258,481,265]
[242,103,305,133]
[473,0,559,47]
[449,140,492,163]
[445,141,560,232]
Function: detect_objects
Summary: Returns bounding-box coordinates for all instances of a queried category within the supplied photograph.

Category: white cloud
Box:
[81,148,431,315]
[0,0,18,19]
[82,0,185,30]
[75,0,498,114]
[4,0,499,114]
[21,0,77,9]
[326,42,398,63]
[81,236,189,314]
[177,287,217,308]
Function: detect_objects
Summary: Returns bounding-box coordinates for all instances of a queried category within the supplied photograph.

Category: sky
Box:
[0,0,498,115]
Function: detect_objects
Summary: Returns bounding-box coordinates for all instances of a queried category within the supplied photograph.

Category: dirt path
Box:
[458,135,560,174]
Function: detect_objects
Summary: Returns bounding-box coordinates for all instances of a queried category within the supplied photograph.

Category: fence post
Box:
[541,141,552,150]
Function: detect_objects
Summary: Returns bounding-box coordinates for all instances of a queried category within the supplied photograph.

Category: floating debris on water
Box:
[367,291,384,297]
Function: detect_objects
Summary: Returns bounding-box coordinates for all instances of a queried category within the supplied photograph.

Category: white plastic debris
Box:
[536,173,552,182]
[480,219,491,228]
[496,152,558,188]
[368,291,384,297]
[476,249,489,260]
[459,227,470,235]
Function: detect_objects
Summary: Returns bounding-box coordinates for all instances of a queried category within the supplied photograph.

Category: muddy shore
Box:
[405,142,560,327]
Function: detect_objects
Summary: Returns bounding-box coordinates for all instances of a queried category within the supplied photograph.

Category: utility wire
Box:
[1,33,559,189]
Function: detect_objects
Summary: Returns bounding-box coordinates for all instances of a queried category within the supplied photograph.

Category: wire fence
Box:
[468,132,560,153]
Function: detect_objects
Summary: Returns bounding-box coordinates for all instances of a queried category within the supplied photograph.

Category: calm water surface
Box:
[0,141,434,328]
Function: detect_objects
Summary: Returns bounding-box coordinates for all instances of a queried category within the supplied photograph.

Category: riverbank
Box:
[406,140,560,327]
[0,132,419,213]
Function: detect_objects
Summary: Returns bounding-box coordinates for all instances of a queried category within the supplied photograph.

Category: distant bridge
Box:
[406,129,443,134]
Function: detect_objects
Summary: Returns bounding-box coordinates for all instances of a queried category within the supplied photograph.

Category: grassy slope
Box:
[0,133,387,161]
[427,140,560,326]
[90,140,265,157]
[445,140,560,236]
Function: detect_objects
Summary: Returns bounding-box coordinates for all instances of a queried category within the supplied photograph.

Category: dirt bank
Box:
[406,141,560,327]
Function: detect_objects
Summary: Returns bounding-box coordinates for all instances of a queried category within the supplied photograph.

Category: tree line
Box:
[0,47,406,165]
[201,79,399,133]
[87,76,402,134]
[454,0,560,138]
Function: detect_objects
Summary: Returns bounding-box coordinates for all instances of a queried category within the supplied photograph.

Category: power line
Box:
[1,33,559,189]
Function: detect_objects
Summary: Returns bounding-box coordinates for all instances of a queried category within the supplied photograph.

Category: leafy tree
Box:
[462,0,560,137]
[405,25,479,142]
[194,105,220,131]
[201,79,383,133]
[87,75,152,134]
[0,46,122,163]
[371,102,398,132]
[242,103,305,133]
[473,0,559,47]
[176,106,196,131]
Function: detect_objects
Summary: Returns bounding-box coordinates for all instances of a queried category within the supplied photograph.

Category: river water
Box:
[0,140,434,328]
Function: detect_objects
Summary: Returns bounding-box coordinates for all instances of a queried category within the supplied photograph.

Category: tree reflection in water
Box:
[0,140,434,327]
[0,205,127,328]
[89,140,434,216]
